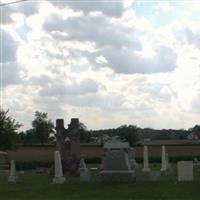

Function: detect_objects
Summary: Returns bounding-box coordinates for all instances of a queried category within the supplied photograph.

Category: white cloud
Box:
[0,1,39,24]
[48,0,124,17]
[0,29,18,62]
[40,78,99,96]
[1,62,21,86]
[1,0,200,130]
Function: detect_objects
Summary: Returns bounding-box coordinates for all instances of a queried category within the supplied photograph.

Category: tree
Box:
[116,125,140,146]
[32,111,54,144]
[79,122,91,143]
[0,109,22,150]
[17,129,38,145]
[190,125,200,139]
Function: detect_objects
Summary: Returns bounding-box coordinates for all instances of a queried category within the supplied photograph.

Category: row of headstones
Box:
[7,151,91,184]
[142,145,170,172]
[7,148,200,184]
[142,145,199,181]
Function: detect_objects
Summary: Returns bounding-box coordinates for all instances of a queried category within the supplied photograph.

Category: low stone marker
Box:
[194,158,200,170]
[177,161,193,181]
[129,148,139,170]
[8,160,18,184]
[79,158,91,182]
[53,151,66,184]
[149,170,161,182]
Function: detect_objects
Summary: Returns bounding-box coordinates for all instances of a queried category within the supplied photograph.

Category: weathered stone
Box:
[79,158,87,170]
[79,158,91,182]
[100,137,135,183]
[129,148,139,170]
[56,118,80,176]
[103,149,131,170]
[177,161,193,181]
[80,169,91,182]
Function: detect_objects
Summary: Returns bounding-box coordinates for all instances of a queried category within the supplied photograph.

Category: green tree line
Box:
[0,109,200,150]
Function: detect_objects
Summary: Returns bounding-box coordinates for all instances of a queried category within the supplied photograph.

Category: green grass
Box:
[0,164,200,200]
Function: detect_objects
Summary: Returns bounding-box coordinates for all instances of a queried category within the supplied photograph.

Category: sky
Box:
[0,0,200,131]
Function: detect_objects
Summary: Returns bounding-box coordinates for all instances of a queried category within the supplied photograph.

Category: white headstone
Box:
[79,158,91,182]
[8,160,18,184]
[79,158,87,170]
[142,146,150,172]
[160,146,167,171]
[53,151,66,184]
[129,148,139,170]
[177,161,193,181]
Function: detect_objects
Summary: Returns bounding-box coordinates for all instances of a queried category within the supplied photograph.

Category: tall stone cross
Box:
[56,118,80,176]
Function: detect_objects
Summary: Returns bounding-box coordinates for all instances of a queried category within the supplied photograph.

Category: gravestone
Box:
[166,153,172,170]
[100,137,135,183]
[177,161,193,181]
[161,146,167,172]
[36,167,46,174]
[79,158,91,182]
[129,148,139,170]
[53,151,66,184]
[149,170,161,182]
[8,160,18,184]
[56,118,80,176]
[142,146,150,172]
[194,158,200,170]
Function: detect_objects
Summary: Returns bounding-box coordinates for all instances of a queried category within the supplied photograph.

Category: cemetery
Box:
[0,118,200,200]
[1,0,200,199]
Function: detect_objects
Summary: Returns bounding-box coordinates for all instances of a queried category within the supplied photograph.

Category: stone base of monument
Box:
[8,176,18,184]
[100,170,135,183]
[142,168,150,172]
[53,177,66,184]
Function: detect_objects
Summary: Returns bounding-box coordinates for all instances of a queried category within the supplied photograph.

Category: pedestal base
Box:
[100,170,135,183]
[53,176,66,184]
[142,168,150,172]
[8,176,18,184]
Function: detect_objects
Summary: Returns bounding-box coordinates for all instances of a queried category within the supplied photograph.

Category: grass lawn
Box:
[0,164,200,200]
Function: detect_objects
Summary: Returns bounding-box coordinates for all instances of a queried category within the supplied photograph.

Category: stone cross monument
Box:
[56,118,80,176]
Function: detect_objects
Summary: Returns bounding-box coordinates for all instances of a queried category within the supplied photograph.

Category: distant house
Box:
[137,139,200,146]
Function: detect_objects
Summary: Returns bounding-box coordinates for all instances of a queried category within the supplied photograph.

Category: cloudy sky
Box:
[1,0,200,131]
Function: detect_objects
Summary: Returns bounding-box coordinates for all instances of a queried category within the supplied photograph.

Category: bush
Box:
[16,161,53,170]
